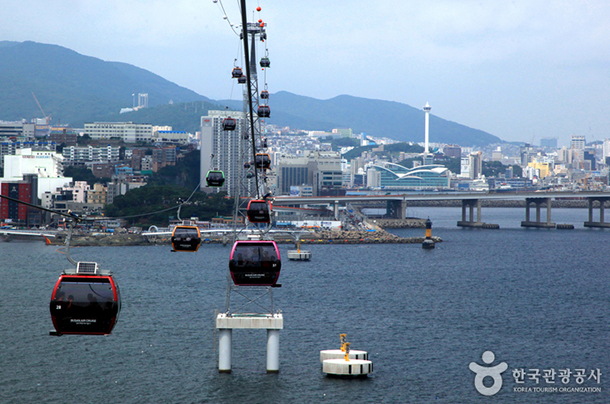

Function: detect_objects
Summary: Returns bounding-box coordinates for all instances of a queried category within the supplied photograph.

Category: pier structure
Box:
[272,190,610,230]
[584,197,610,228]
[457,199,482,227]
[217,311,283,373]
[217,285,283,373]
[386,199,407,220]
[521,197,555,228]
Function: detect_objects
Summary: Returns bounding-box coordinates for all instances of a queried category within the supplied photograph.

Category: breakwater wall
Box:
[49,227,438,247]
[372,218,426,229]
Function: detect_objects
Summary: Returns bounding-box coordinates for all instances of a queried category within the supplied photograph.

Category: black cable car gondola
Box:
[257,104,270,118]
[232,67,243,78]
[50,262,121,336]
[229,240,281,286]
[223,117,236,131]
[238,75,247,84]
[260,57,270,68]
[247,199,272,223]
[255,153,271,170]
[206,170,225,187]
[260,90,269,100]
[171,225,201,252]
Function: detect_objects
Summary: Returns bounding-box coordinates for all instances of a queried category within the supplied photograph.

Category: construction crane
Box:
[31,92,50,124]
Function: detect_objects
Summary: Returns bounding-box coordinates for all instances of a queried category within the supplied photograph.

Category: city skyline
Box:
[1,1,609,147]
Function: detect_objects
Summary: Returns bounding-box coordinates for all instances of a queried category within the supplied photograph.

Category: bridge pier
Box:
[584,197,610,228]
[521,198,555,228]
[457,199,485,228]
[386,199,407,220]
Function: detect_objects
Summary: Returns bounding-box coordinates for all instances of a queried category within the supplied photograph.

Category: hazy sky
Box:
[2,0,610,147]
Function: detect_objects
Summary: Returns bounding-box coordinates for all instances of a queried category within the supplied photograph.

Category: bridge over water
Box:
[271,191,610,229]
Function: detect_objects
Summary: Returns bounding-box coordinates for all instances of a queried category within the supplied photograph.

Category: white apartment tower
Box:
[571,135,586,161]
[200,110,248,196]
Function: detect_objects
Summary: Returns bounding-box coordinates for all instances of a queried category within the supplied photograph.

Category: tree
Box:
[77,133,91,146]
[148,150,201,189]
[482,161,505,177]
[104,185,232,226]
[63,166,105,187]
[512,164,523,177]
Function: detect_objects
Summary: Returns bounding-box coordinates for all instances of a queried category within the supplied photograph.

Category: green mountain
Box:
[0,41,208,125]
[0,41,502,146]
[266,92,501,146]
[217,92,501,146]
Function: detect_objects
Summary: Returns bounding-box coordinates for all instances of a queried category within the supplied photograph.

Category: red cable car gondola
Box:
[247,199,271,223]
[232,67,243,78]
[257,104,270,118]
[50,262,121,336]
[229,240,281,286]
[171,225,201,252]
[260,90,269,100]
[223,117,236,131]
[238,75,247,84]
[255,153,271,170]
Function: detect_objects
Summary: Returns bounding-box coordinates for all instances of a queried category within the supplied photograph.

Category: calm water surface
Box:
[0,208,608,403]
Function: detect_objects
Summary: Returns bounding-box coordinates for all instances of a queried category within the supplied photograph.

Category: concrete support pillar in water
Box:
[267,329,280,373]
[218,329,232,373]
[584,197,610,228]
[522,198,555,228]
[458,199,492,228]
[216,313,283,373]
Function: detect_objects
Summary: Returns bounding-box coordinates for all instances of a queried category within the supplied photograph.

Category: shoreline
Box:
[49,226,438,247]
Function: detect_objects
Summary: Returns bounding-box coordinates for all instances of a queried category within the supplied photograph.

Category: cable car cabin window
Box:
[206,171,225,187]
[171,226,201,252]
[50,277,120,335]
[229,241,281,286]
[255,154,271,170]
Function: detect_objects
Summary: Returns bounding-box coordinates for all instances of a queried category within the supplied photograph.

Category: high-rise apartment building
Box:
[571,135,586,160]
[200,110,248,196]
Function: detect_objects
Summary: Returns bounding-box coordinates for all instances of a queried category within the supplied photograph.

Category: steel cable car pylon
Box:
[223,0,280,314]
[215,1,283,375]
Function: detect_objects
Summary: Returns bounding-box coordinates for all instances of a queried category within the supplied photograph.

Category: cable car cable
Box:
[215,0,241,37]
[0,193,85,222]
[239,0,260,198]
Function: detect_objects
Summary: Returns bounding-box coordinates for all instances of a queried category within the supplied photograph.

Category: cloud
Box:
[1,0,609,145]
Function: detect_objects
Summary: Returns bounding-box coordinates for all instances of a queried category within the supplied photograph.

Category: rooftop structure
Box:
[368,162,450,189]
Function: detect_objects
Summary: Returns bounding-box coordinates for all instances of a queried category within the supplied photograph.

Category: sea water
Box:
[0,208,608,403]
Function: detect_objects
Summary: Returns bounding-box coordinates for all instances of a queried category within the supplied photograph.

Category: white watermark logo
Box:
[469,350,508,396]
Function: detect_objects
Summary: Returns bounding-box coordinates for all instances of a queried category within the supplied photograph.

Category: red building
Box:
[1,182,32,224]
